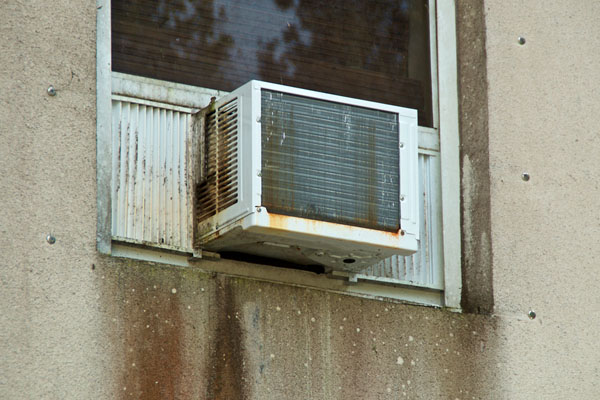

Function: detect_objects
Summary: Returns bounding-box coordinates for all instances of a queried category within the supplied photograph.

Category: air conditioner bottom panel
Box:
[199,211,418,273]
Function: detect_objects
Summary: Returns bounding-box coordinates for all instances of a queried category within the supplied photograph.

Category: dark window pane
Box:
[112,0,432,127]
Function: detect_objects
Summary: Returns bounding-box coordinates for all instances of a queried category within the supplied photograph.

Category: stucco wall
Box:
[1,1,599,399]
[483,0,600,395]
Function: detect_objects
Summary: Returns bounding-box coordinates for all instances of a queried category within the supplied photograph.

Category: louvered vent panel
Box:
[197,98,239,222]
[111,97,193,251]
[197,109,217,221]
[361,152,443,289]
[261,90,400,231]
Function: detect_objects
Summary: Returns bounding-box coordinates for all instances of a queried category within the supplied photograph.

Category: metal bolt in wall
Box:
[46,234,56,244]
[521,172,530,181]
[47,85,56,96]
[518,36,526,45]
[528,310,536,320]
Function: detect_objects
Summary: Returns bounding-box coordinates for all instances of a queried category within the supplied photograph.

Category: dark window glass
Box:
[112,0,433,127]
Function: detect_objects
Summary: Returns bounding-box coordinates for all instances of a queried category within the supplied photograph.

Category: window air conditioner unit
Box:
[193,81,418,273]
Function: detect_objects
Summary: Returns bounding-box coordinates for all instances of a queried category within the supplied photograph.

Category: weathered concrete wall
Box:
[98,259,499,399]
[1,1,599,399]
[457,0,494,314]
[483,0,600,395]
[0,1,111,398]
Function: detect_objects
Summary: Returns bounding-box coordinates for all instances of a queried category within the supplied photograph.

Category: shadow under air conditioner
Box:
[218,251,326,275]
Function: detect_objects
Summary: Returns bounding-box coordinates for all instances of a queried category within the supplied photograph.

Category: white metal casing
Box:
[196,80,419,273]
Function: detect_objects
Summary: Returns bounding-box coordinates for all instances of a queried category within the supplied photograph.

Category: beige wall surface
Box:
[483,0,600,396]
[1,1,599,399]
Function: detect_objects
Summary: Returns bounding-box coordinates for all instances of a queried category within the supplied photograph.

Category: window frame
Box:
[96,0,461,309]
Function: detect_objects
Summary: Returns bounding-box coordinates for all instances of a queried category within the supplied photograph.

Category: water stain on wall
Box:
[204,276,248,399]
[113,264,186,399]
[100,259,249,399]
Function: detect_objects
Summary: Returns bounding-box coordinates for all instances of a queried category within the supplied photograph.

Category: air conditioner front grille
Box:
[261,90,400,232]
[197,98,239,223]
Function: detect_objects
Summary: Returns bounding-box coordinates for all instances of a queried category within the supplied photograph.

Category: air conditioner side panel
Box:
[195,84,256,242]
[400,115,419,238]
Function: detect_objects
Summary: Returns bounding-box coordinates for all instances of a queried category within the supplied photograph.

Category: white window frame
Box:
[96,0,461,309]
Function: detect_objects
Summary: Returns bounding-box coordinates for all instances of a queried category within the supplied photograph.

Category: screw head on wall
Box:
[518,36,526,45]
[521,172,530,181]
[528,310,536,320]
[47,85,56,96]
[46,234,56,244]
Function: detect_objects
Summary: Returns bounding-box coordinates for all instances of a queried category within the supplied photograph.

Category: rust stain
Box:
[116,120,122,193]
[102,262,250,399]
[124,122,130,189]
[118,275,186,399]
[204,277,248,399]
[265,212,402,240]
[133,125,139,187]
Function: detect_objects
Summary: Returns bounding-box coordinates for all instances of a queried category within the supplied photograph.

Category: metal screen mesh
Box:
[261,90,400,232]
